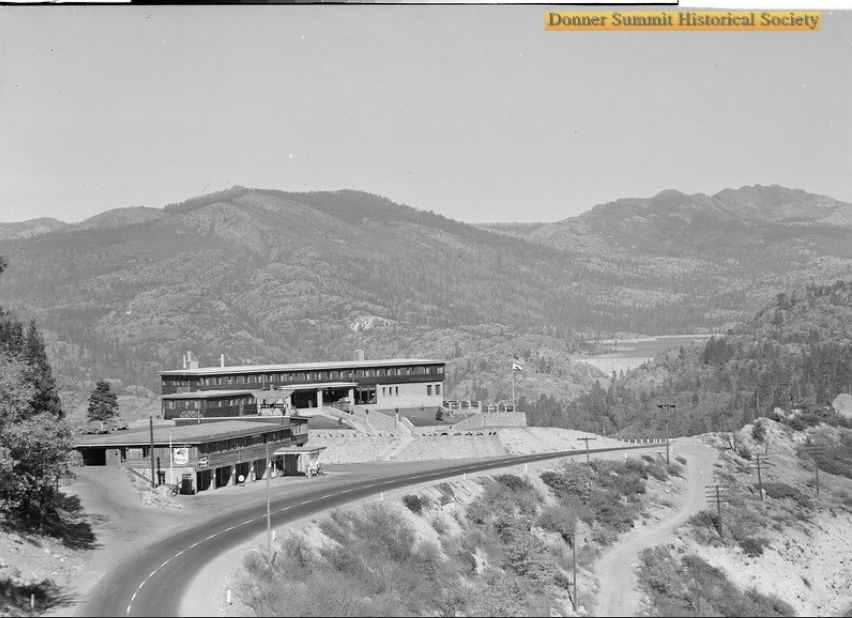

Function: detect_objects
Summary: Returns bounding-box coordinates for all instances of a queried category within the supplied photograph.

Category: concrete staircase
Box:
[303,406,372,432]
[378,434,417,462]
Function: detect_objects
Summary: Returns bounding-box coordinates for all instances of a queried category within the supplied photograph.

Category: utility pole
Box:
[704,485,730,536]
[567,532,577,613]
[149,416,155,488]
[803,446,826,496]
[657,403,674,465]
[265,441,272,562]
[749,454,774,501]
[730,378,737,450]
[577,437,597,464]
[678,566,707,615]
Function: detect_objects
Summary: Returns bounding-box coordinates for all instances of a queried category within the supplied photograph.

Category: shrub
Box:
[689,509,720,533]
[435,408,444,421]
[637,548,795,618]
[752,420,766,443]
[761,482,813,508]
[540,463,593,498]
[667,461,684,478]
[798,444,852,480]
[536,503,577,540]
[676,455,688,465]
[494,474,533,493]
[403,494,428,515]
[466,476,540,526]
[738,536,768,557]
[737,445,752,460]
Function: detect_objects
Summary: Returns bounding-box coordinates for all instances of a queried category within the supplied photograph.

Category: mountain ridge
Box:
[2,184,852,408]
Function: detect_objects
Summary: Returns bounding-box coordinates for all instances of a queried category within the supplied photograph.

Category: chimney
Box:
[187,350,199,370]
[355,349,365,362]
[220,354,225,368]
[182,353,187,370]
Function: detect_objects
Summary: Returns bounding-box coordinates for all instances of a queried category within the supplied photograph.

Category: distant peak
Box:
[651,188,691,207]
[654,189,688,199]
[713,184,797,200]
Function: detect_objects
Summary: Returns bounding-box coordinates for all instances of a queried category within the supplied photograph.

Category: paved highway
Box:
[75,444,661,617]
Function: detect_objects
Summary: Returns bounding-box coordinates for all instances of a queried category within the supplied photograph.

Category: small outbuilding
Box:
[73,416,322,494]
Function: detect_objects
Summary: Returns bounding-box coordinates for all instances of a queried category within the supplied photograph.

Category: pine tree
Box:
[87,379,119,422]
[24,320,63,418]
[0,258,72,528]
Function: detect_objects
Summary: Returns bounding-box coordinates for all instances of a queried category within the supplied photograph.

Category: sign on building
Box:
[173,447,190,465]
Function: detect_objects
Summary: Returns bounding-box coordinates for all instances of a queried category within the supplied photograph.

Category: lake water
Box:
[579,334,714,375]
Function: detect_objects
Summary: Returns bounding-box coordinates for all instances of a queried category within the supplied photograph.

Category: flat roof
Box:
[162,389,256,400]
[274,446,327,455]
[161,383,358,400]
[159,358,444,376]
[73,420,293,448]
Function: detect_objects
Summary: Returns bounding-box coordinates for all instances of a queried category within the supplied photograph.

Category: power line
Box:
[657,403,675,465]
[747,454,775,501]
[678,565,712,615]
[564,532,578,613]
[802,445,826,496]
[704,485,730,536]
[577,437,597,465]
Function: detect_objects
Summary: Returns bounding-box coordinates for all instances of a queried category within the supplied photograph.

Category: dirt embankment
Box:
[594,440,717,617]
[312,427,629,465]
[662,422,852,617]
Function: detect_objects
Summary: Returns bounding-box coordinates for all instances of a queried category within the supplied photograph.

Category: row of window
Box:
[123,431,290,462]
[165,398,249,409]
[379,384,442,398]
[163,365,444,387]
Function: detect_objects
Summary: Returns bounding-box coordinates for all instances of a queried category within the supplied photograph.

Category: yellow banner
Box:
[545,11,820,32]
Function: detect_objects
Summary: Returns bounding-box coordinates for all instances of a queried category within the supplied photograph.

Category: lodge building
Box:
[73,417,321,494]
[159,357,447,420]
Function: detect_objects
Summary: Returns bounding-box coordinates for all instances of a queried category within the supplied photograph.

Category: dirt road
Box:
[594,439,718,617]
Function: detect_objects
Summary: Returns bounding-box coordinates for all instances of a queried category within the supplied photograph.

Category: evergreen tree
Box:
[87,379,119,422]
[0,259,71,528]
[24,320,63,418]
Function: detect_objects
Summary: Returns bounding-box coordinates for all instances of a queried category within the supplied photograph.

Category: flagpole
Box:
[512,362,515,412]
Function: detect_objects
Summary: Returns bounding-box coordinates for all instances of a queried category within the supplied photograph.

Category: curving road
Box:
[75,445,662,618]
[594,441,719,617]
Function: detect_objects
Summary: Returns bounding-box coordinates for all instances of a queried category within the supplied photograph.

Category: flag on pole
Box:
[512,354,523,372]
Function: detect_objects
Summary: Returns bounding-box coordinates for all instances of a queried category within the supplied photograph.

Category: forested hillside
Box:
[0,187,594,400]
[2,184,852,407]
[563,280,852,437]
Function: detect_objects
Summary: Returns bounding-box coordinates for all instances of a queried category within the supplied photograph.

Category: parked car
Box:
[84,417,128,434]
[84,420,110,434]
[105,417,128,431]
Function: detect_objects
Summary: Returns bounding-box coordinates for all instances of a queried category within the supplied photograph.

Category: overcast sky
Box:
[1,6,851,224]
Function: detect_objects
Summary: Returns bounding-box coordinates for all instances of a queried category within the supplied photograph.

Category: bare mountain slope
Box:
[0,217,68,241]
